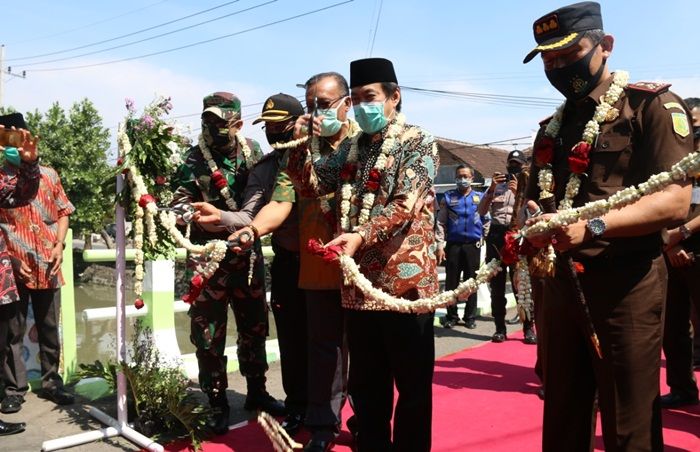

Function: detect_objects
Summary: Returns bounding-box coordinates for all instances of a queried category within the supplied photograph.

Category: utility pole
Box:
[0,44,4,107]
[0,45,27,109]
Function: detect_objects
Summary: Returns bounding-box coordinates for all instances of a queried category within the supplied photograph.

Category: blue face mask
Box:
[316,99,346,137]
[353,100,388,134]
[3,147,21,167]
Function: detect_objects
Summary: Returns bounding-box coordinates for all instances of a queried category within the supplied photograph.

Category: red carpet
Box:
[165,332,700,451]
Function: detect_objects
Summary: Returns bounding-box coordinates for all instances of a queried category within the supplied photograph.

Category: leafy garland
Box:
[117,97,228,307]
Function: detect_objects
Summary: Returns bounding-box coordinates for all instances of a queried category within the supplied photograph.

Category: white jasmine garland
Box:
[523,150,700,238]
[338,255,501,313]
[558,71,629,210]
[198,132,254,211]
[341,113,407,232]
[515,256,532,318]
[119,120,231,300]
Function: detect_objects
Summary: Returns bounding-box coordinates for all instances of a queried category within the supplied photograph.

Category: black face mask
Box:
[507,165,522,175]
[203,122,231,148]
[266,130,294,146]
[545,45,605,100]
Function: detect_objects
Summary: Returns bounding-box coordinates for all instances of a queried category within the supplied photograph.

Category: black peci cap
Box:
[0,112,28,130]
[350,57,398,88]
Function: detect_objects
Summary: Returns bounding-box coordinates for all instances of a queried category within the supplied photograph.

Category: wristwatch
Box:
[586,217,607,239]
[679,224,692,240]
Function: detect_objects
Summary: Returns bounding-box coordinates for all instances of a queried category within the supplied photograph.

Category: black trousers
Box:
[270,245,307,416]
[3,285,63,395]
[541,256,665,452]
[445,241,480,321]
[305,289,348,435]
[662,258,700,399]
[486,225,534,333]
[347,310,434,452]
[486,226,514,330]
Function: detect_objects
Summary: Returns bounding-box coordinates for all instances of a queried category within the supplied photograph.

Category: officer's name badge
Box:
[671,112,690,137]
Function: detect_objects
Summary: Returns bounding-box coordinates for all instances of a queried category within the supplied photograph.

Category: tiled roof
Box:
[436,137,513,181]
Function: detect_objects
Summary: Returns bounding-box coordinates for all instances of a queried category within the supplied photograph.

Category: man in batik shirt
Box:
[229,72,360,452]
[0,113,75,414]
[0,113,40,434]
[170,92,283,435]
[287,58,440,452]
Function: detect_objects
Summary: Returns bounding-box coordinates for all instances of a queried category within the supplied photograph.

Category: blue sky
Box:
[4,0,698,157]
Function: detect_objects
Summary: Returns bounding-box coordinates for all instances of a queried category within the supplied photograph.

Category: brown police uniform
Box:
[526,78,694,451]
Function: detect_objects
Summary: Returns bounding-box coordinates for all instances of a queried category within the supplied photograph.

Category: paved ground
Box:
[2,308,534,452]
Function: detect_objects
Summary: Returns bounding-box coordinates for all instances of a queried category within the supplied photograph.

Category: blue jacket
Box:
[440,189,487,244]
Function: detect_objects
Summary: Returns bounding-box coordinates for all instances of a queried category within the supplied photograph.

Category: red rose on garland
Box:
[340,163,356,182]
[365,180,380,191]
[500,230,521,265]
[117,158,129,174]
[138,194,156,208]
[568,141,591,174]
[155,175,167,185]
[365,168,381,191]
[534,136,555,167]
[182,274,207,304]
[306,238,343,264]
[134,298,145,310]
[211,170,228,190]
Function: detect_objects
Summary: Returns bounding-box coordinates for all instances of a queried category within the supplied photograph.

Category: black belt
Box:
[572,248,661,271]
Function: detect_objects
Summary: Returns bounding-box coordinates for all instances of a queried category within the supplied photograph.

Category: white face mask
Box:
[456,177,472,189]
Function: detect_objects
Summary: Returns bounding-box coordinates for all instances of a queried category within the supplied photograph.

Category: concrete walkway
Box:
[2,308,534,452]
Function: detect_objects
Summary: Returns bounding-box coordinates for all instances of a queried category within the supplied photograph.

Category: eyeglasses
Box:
[307,95,347,113]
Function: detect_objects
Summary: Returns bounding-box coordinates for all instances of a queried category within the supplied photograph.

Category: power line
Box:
[8,0,171,46]
[367,0,384,56]
[8,0,244,62]
[401,85,562,109]
[20,1,354,73]
[15,1,276,68]
[478,136,532,146]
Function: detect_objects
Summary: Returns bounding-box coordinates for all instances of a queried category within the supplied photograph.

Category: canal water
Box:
[74,281,278,367]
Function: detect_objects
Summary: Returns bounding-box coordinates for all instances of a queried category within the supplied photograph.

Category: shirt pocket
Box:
[589,133,632,188]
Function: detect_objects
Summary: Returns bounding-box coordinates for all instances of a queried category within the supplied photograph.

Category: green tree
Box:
[20,99,112,239]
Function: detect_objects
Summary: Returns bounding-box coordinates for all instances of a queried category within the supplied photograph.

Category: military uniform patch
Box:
[472,195,480,204]
[671,112,690,137]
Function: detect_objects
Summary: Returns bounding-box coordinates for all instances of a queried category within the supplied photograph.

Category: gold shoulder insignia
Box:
[663,102,685,111]
[628,81,671,94]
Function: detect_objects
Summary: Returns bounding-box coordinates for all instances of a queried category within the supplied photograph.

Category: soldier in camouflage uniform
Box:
[171,92,284,434]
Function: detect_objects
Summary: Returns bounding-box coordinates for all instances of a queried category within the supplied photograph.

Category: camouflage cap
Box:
[202,92,241,121]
